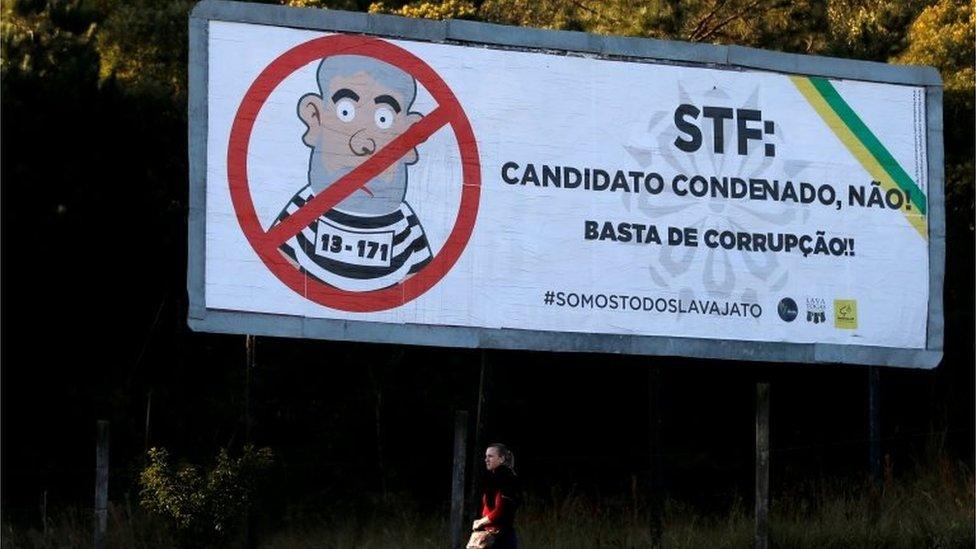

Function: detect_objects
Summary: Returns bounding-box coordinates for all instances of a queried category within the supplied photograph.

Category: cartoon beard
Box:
[308,146,410,217]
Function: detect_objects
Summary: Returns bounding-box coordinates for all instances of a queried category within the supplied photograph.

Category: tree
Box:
[369,0,476,19]
[896,0,974,119]
[367,0,925,58]
[94,0,195,101]
[896,0,974,229]
[825,0,930,60]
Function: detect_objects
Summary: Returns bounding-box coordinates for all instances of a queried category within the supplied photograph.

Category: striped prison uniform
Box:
[274,185,432,292]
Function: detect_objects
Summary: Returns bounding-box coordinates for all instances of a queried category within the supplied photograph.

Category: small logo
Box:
[806,297,827,324]
[834,299,858,329]
[777,297,798,322]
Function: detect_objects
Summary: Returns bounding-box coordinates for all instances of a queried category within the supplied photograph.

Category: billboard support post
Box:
[648,367,664,547]
[755,383,770,549]
[245,335,255,443]
[244,335,256,549]
[469,352,490,518]
[450,410,469,549]
[94,420,109,549]
[144,389,152,453]
[868,367,881,486]
[41,489,48,536]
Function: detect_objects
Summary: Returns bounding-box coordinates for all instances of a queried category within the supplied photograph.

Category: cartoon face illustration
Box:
[296,56,424,216]
[273,55,433,292]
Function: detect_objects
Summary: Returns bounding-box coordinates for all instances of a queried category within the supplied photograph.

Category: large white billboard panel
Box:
[189,2,944,367]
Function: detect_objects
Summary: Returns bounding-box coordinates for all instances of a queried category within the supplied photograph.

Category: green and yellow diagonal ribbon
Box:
[791,76,927,239]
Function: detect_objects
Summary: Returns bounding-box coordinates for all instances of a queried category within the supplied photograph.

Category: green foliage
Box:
[946,159,975,228]
[475,0,595,30]
[365,0,827,52]
[369,0,476,20]
[94,0,195,101]
[1,0,101,86]
[1,0,194,101]
[282,0,376,10]
[825,0,930,60]
[139,445,274,545]
[359,0,927,58]
[896,0,975,99]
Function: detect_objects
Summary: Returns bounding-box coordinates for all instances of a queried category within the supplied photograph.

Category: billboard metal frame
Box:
[187,0,945,368]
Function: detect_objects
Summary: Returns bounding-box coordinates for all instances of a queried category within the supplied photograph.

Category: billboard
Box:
[188,0,945,368]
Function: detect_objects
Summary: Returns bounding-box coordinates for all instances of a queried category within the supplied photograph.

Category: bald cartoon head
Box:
[297,55,424,216]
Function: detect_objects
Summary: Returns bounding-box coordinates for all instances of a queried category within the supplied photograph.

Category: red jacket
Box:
[481,490,514,527]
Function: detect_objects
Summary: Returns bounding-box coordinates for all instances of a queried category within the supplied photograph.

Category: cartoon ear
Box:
[403,111,424,165]
[297,93,326,147]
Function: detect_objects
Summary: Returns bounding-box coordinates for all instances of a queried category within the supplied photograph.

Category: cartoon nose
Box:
[349,130,376,156]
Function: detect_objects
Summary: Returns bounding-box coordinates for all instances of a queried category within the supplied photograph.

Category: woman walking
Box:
[470,443,520,549]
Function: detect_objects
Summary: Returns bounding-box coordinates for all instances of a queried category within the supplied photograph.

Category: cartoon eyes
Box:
[335,99,356,122]
[374,106,394,130]
[334,99,396,129]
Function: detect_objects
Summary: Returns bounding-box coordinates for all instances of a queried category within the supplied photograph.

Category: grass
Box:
[2,497,172,549]
[4,458,973,548]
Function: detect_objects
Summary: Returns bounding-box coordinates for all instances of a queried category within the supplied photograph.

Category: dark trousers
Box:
[494,528,518,549]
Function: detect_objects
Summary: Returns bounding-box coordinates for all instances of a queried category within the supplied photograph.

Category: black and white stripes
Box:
[275,185,432,292]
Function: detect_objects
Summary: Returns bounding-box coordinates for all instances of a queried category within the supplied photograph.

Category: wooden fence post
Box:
[450,410,469,549]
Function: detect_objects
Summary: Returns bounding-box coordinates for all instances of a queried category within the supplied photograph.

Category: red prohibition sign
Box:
[227,35,481,313]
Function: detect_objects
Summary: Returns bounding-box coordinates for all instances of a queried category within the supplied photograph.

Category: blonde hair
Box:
[488,443,515,472]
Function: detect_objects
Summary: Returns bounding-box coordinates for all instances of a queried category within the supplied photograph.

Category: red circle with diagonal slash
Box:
[228,35,480,313]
